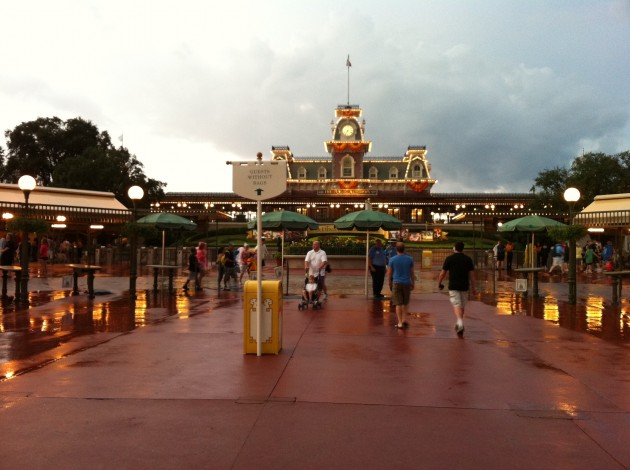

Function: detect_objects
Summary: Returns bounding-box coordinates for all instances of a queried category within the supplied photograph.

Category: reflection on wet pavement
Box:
[3,264,630,380]
[0,287,231,379]
[481,291,630,343]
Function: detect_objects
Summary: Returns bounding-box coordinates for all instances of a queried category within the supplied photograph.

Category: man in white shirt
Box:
[304,241,328,298]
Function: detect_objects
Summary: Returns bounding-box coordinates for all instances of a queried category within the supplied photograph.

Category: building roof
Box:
[575,193,630,227]
[0,184,128,211]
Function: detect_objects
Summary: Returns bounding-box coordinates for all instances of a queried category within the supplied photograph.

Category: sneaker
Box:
[455,324,465,336]
[395,323,404,329]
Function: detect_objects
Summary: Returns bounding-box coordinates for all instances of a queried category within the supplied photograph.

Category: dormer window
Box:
[412,164,422,178]
[318,166,327,179]
[297,167,307,179]
[389,167,398,179]
[369,166,378,179]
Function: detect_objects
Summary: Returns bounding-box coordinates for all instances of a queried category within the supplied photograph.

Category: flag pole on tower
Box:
[346,55,352,105]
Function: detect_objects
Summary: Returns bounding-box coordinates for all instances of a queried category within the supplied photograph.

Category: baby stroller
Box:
[298,274,323,310]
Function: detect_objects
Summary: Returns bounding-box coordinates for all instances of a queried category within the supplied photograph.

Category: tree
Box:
[530,151,630,210]
[2,117,165,205]
[529,166,570,211]
[569,152,629,204]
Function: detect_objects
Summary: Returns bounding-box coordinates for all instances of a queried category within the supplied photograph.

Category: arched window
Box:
[341,155,354,178]
[369,166,378,179]
[412,164,422,178]
[318,166,327,179]
[389,167,398,179]
[297,167,307,179]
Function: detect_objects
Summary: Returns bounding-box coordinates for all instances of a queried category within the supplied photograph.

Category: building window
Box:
[341,155,354,178]
[369,166,378,179]
[389,167,398,179]
[318,166,327,179]
[298,167,307,179]
[412,164,422,178]
[411,208,423,223]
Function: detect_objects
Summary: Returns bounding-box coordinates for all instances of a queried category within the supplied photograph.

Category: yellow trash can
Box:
[422,250,433,269]
[243,280,283,355]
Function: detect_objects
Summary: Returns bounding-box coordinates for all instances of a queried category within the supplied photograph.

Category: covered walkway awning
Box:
[574,193,630,227]
[0,184,131,225]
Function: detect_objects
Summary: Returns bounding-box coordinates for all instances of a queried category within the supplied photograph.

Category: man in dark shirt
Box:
[0,233,16,265]
[223,243,236,290]
[437,241,477,337]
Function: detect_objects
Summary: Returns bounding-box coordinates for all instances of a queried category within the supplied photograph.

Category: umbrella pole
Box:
[365,231,369,298]
[281,230,285,276]
[161,230,165,265]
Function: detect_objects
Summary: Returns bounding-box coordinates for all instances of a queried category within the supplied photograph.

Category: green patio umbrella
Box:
[498,215,565,267]
[334,210,403,297]
[247,210,319,269]
[333,210,403,231]
[136,212,197,265]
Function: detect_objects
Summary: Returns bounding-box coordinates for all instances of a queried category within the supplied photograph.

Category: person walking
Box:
[549,242,565,274]
[196,242,208,290]
[183,247,200,292]
[239,243,251,283]
[505,240,514,271]
[437,241,477,337]
[304,241,328,298]
[385,238,397,263]
[387,242,414,329]
[39,238,49,276]
[493,240,505,270]
[368,238,387,299]
[223,243,237,290]
[256,237,269,268]
[0,233,16,265]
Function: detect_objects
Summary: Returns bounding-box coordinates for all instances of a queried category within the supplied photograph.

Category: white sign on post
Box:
[230,156,287,357]
[232,160,287,201]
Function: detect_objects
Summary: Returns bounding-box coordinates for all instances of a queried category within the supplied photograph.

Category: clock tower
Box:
[325,104,372,179]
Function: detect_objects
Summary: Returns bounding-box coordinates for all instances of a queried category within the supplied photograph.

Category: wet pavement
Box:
[1,263,630,468]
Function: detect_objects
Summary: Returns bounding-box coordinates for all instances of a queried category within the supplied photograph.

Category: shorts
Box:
[188,271,197,281]
[391,282,411,306]
[449,290,468,308]
[551,257,563,268]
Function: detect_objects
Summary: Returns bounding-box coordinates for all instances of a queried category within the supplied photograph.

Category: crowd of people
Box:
[213,238,269,291]
[0,233,88,275]
[487,238,619,275]
[187,234,622,336]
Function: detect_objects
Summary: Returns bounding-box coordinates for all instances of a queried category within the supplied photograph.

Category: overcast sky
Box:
[2,1,629,194]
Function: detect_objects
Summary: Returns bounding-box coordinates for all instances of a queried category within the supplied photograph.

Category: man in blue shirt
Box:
[387,242,414,329]
[368,238,387,299]
[385,238,397,263]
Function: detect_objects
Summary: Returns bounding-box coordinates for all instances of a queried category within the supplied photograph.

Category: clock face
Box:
[342,125,354,137]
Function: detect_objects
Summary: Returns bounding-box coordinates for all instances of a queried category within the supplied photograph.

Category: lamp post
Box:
[564,187,581,304]
[128,185,144,298]
[18,175,36,304]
